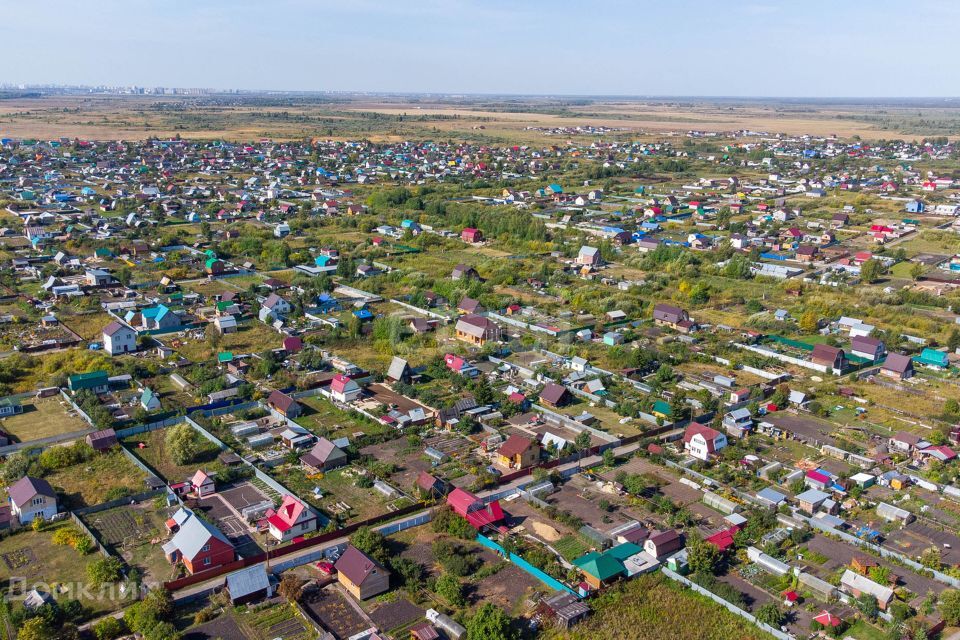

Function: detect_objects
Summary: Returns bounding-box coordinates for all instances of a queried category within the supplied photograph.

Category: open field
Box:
[122,427,222,483]
[3,95,960,143]
[540,572,774,640]
[44,448,149,509]
[0,395,90,442]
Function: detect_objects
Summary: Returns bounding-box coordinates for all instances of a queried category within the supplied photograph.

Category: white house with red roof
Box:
[266,495,317,542]
[683,422,727,461]
[330,374,361,403]
[190,470,216,497]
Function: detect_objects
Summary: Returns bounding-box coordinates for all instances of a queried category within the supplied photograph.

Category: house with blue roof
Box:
[141,304,181,331]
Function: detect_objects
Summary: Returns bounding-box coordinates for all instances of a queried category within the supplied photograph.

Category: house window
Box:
[32,498,43,506]
[301,522,309,530]
[201,544,210,552]
[203,557,211,566]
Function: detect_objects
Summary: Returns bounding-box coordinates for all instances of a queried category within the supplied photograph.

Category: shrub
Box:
[87,557,123,587]
[93,617,126,640]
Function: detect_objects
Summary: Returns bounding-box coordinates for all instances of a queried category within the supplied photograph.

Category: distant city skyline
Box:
[4,0,960,97]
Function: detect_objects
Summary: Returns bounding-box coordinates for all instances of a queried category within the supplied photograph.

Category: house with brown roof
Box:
[652,303,695,332]
[496,435,540,469]
[267,390,301,418]
[300,437,348,472]
[8,476,57,524]
[456,296,484,315]
[539,382,571,408]
[455,314,501,346]
[881,352,914,380]
[86,428,117,452]
[811,344,847,374]
[335,545,391,600]
[850,335,885,362]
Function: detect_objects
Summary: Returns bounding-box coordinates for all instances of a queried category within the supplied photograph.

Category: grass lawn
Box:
[296,395,391,440]
[176,321,282,361]
[540,572,775,640]
[845,619,889,640]
[0,521,129,617]
[0,396,91,443]
[57,310,114,341]
[554,534,589,561]
[123,427,222,484]
[44,449,149,509]
[276,464,389,524]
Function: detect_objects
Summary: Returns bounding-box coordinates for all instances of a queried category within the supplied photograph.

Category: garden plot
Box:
[0,522,127,615]
[301,585,373,639]
[84,500,176,586]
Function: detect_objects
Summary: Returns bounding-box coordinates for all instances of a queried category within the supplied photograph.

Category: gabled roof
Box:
[335,545,387,586]
[225,564,270,600]
[499,434,535,459]
[167,507,232,560]
[8,476,55,508]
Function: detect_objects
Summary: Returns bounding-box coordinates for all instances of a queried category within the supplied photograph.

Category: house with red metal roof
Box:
[446,488,506,532]
[190,469,216,497]
[683,423,727,461]
[266,495,317,542]
[330,374,361,403]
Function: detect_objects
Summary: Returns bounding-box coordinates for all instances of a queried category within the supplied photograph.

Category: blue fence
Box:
[476,534,578,597]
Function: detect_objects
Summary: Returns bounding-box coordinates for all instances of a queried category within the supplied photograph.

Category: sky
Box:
[2,0,959,97]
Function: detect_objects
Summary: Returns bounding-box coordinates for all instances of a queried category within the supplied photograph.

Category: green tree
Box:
[686,534,720,575]
[860,258,883,283]
[18,618,50,640]
[87,557,123,586]
[164,423,205,466]
[855,592,879,620]
[939,589,960,625]
[466,603,517,640]
[910,262,925,280]
[435,573,465,606]
[350,527,389,564]
[799,310,819,333]
[93,617,126,640]
[755,602,784,627]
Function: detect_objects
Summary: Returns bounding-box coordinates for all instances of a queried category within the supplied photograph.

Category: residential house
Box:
[881,353,914,380]
[330,374,362,403]
[455,314,501,346]
[496,435,540,469]
[451,264,480,281]
[456,297,484,315]
[461,228,483,243]
[102,321,137,355]
[335,545,391,600]
[644,529,682,559]
[722,408,753,438]
[683,423,728,461]
[301,438,348,472]
[576,246,602,267]
[850,335,885,361]
[652,303,694,332]
[190,469,216,497]
[267,390,302,418]
[162,507,235,574]
[225,565,273,605]
[811,344,846,374]
[8,476,57,524]
[840,570,894,610]
[266,495,317,542]
[67,370,110,394]
[86,428,117,452]
[539,382,572,408]
[386,357,411,384]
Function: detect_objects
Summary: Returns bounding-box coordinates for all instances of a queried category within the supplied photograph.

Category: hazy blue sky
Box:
[3,0,958,96]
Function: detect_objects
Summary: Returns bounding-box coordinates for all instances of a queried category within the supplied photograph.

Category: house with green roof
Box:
[573,550,626,589]
[68,370,109,394]
[915,348,949,369]
[0,397,23,417]
[141,304,181,331]
[140,387,161,411]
